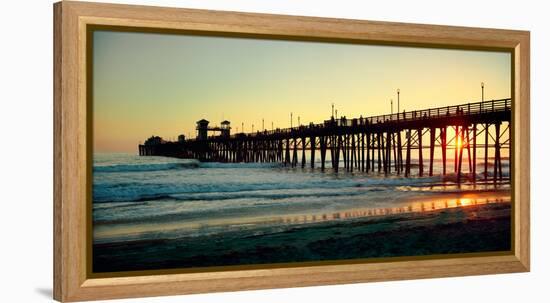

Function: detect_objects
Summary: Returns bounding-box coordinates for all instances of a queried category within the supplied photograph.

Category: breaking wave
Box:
[94,161,200,173]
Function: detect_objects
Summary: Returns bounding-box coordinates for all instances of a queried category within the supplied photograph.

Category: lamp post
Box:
[391,99,393,115]
[241,122,244,134]
[290,112,293,128]
[262,118,264,131]
[252,124,254,133]
[481,82,485,101]
[272,121,274,131]
[397,88,400,114]
[332,103,335,118]
[298,116,301,126]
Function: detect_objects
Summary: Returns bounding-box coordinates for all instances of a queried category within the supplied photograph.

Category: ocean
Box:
[92,152,511,273]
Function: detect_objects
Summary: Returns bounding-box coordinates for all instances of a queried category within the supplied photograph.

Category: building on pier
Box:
[196,119,210,140]
[144,135,164,145]
[220,120,231,137]
[196,119,232,140]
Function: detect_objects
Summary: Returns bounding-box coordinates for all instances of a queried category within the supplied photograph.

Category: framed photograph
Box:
[53,1,530,302]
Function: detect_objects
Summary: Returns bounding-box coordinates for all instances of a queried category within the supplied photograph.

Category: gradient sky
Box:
[93,30,511,153]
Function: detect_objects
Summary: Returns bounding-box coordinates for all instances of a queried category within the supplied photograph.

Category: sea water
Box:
[93,153,510,245]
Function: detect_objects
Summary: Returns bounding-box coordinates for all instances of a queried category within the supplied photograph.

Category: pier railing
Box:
[339,98,511,127]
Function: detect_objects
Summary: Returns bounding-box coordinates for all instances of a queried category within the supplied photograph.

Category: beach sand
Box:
[93,200,511,273]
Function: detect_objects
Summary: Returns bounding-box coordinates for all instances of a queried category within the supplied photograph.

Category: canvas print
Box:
[92,30,512,273]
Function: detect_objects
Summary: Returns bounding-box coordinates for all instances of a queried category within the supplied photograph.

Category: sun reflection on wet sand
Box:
[271,196,509,226]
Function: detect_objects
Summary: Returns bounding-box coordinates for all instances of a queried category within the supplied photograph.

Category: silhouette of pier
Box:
[139,98,511,183]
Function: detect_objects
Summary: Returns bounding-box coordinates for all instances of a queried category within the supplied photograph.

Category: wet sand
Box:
[93,200,511,273]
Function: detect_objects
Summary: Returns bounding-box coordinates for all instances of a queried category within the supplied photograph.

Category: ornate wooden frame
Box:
[53,1,530,301]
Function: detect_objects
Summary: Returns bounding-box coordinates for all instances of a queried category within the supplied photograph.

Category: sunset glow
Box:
[93,31,511,153]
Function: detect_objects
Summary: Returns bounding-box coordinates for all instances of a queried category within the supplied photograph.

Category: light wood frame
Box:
[53,1,530,301]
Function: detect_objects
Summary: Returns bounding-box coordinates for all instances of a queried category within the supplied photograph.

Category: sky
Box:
[93,30,511,153]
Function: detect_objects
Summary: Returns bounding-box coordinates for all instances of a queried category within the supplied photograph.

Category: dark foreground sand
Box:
[93,202,511,273]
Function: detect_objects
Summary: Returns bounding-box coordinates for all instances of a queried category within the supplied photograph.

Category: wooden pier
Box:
[139,98,511,183]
